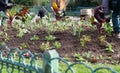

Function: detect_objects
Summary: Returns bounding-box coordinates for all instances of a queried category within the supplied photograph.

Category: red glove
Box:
[101,19,106,23]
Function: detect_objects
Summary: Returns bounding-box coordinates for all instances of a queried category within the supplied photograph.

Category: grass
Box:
[59,62,120,73]
[0,58,120,73]
[0,53,119,73]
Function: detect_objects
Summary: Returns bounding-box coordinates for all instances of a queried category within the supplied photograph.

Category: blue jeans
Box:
[112,11,120,33]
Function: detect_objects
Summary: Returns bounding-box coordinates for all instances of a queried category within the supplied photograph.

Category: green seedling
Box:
[19,43,29,49]
[53,41,61,49]
[30,35,39,41]
[45,35,56,41]
[40,42,51,51]
[73,53,85,62]
[80,35,91,47]
[106,43,114,53]
[16,28,29,38]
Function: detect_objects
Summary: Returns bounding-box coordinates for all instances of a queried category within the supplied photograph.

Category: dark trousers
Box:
[112,11,120,33]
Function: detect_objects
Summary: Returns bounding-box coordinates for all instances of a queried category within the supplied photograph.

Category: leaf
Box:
[15,7,29,17]
[6,6,17,17]
[30,35,39,41]
[20,7,29,16]
[90,16,95,23]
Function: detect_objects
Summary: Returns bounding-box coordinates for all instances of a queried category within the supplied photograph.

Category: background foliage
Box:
[13,0,101,7]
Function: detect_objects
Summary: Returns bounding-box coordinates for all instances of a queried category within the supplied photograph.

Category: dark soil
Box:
[0,26,120,64]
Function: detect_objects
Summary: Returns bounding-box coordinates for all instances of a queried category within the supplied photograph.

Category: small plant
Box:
[19,43,29,49]
[6,6,17,26]
[72,21,84,37]
[84,51,92,58]
[99,36,106,42]
[64,54,71,61]
[73,53,85,62]
[16,28,29,38]
[98,55,103,60]
[40,42,51,51]
[98,36,114,52]
[53,41,61,49]
[83,51,98,63]
[106,43,114,52]
[46,23,55,34]
[3,33,10,41]
[45,35,56,41]
[0,31,3,36]
[30,35,39,41]
[0,42,6,48]
[98,35,110,47]
[103,23,113,34]
[80,35,91,47]
[56,21,68,32]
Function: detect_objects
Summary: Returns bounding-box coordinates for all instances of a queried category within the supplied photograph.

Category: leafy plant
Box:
[103,23,113,34]
[73,53,85,62]
[16,28,29,38]
[45,35,56,41]
[19,43,29,49]
[0,31,3,36]
[99,36,106,42]
[53,41,61,49]
[30,35,39,41]
[84,51,92,58]
[64,54,71,61]
[47,23,55,34]
[0,42,6,48]
[106,43,114,53]
[6,6,17,26]
[98,55,103,60]
[80,35,91,47]
[72,21,84,37]
[3,33,10,41]
[64,57,71,61]
[98,36,113,52]
[56,21,68,32]
[0,31,10,41]
[40,42,51,51]
[0,12,7,17]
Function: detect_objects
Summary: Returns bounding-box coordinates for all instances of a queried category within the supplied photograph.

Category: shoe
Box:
[117,33,120,39]
[113,32,120,39]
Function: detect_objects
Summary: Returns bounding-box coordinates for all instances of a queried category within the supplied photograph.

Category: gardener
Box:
[94,5,106,33]
[102,0,111,23]
[102,0,120,39]
[108,0,120,39]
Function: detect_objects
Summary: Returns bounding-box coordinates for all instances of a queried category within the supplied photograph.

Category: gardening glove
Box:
[101,19,106,23]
